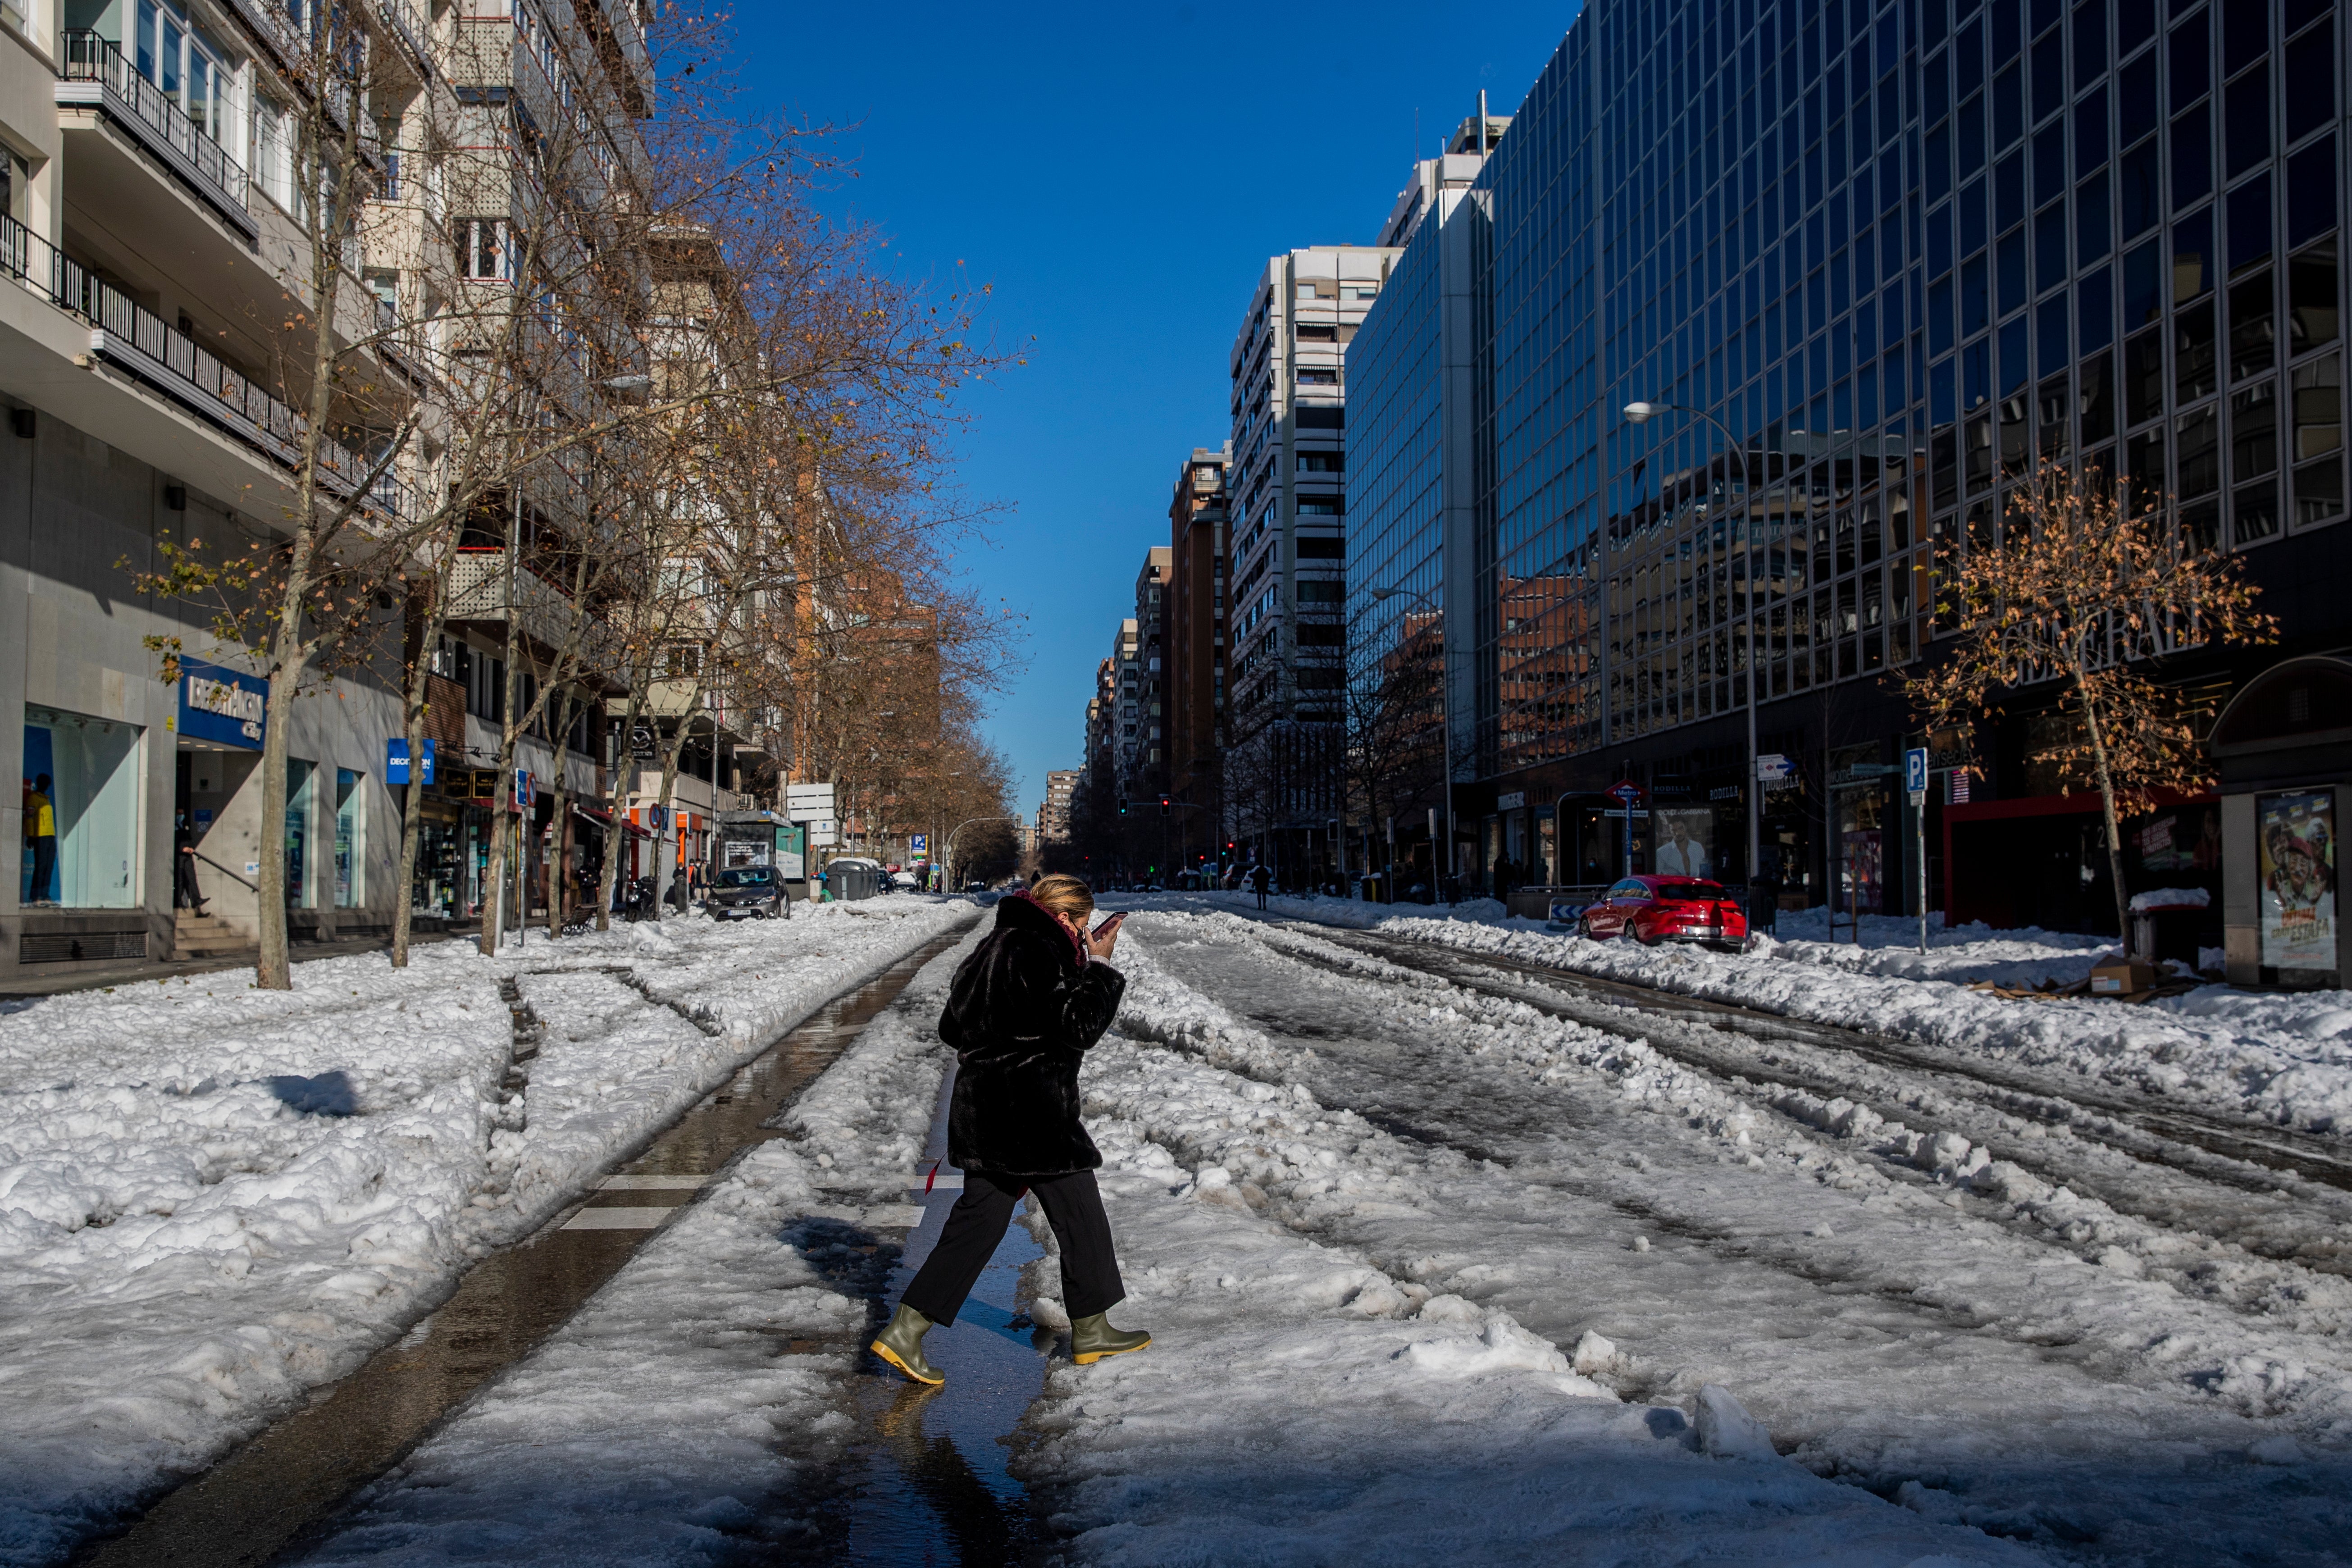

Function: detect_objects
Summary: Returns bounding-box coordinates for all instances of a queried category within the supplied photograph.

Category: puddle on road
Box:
[808,1069,1057,1567]
[75,928,973,1568]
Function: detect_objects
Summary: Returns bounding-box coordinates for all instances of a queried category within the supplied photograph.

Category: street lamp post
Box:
[1623,401,1762,884]
[1371,583,1455,903]
[944,815,1020,893]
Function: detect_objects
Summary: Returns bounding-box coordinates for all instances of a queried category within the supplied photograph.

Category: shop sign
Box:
[1496,791,1527,811]
[1709,785,1742,801]
[2258,791,2338,971]
[387,737,437,786]
[1832,762,1895,787]
[178,658,268,750]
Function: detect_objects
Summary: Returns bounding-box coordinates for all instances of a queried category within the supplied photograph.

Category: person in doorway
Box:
[23,773,56,906]
[1249,861,1272,908]
[871,875,1145,1385]
[173,812,208,915]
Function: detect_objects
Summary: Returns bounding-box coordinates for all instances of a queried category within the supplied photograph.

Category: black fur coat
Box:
[940,892,1126,1177]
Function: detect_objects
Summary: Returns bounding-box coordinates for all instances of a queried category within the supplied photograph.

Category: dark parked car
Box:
[1576,875,1747,951]
[706,864,789,920]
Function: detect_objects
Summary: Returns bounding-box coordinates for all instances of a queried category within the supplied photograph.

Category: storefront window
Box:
[334,767,365,907]
[414,808,463,918]
[287,758,317,908]
[21,709,142,909]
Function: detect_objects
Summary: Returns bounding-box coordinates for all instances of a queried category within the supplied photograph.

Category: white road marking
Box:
[562,1207,676,1231]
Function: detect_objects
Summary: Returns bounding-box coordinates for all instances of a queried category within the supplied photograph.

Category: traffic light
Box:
[1159,794,1171,816]
[1118,797,1128,816]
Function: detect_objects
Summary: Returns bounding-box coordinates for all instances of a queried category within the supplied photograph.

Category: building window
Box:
[334,767,366,907]
[287,758,319,909]
[20,708,142,909]
[458,217,513,281]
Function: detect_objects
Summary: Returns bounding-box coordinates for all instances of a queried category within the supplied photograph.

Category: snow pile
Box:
[2129,887,2213,911]
[1088,912,2352,1560]
[1179,889,2352,1138]
[1016,1012,2038,1562]
[0,898,968,1568]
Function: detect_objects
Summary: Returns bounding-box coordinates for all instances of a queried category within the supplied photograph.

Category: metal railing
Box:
[0,211,408,521]
[59,31,248,219]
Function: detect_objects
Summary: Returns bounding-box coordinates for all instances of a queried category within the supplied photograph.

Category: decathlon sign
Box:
[178,658,269,749]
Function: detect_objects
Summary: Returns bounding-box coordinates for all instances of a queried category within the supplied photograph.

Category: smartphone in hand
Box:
[1091,911,1126,940]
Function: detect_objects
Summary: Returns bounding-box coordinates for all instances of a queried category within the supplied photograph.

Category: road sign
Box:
[785,783,836,816]
[910,834,928,855]
[1755,752,1795,783]
[1606,779,1645,805]
[1905,746,1928,805]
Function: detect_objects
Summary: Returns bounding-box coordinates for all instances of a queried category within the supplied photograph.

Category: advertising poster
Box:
[1843,831,1884,914]
[2258,792,2338,971]
[1652,808,1715,879]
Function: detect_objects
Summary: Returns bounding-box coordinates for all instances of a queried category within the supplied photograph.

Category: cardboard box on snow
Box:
[2088,959,2157,996]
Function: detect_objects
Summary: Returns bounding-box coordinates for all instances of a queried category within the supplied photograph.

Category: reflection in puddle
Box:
[821,1074,1053,1566]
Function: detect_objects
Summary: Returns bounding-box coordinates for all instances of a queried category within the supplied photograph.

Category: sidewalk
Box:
[0,927,469,1001]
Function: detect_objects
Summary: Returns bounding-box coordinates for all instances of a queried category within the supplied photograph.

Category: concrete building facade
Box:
[1224,243,1399,877]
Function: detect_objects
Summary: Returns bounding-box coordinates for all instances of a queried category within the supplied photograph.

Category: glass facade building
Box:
[1348,0,2349,921]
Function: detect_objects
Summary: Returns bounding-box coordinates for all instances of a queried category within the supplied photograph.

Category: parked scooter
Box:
[617,875,658,921]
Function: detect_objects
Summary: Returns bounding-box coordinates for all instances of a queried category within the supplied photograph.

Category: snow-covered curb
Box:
[0,899,970,1568]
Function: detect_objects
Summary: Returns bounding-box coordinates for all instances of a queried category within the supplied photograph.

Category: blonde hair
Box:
[1028,874,1095,925]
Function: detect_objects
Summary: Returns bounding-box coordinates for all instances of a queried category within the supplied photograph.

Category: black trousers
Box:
[901,1170,1125,1325]
[174,850,205,909]
[28,837,55,903]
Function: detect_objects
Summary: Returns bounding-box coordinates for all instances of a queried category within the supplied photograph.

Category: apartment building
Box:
[1343,0,2352,980]
[1040,767,1077,842]
[1122,547,1171,801]
[1224,242,1399,873]
[1164,447,1227,870]
[1,0,659,981]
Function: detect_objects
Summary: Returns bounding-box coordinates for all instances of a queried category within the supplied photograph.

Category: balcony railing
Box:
[0,213,409,522]
[57,31,254,236]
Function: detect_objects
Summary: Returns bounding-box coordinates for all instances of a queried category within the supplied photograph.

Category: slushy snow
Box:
[0,899,968,1567]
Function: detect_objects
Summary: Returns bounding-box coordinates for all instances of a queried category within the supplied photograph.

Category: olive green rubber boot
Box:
[870,1303,944,1386]
[1070,1312,1152,1365]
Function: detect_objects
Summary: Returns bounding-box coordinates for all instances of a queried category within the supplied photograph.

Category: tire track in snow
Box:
[1264,921,2352,1317]
[1104,911,2352,1565]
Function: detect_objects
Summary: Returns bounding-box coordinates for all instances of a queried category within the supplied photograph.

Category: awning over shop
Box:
[574,804,652,839]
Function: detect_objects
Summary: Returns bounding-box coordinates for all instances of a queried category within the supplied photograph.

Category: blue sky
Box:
[732,2,1580,816]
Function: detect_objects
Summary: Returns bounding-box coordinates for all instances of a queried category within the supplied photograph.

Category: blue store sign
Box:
[387,737,437,786]
[178,658,269,750]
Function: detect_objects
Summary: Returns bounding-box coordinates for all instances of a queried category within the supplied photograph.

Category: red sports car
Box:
[1577,875,1749,951]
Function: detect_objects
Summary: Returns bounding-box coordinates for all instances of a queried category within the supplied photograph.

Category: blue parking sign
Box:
[1905,747,1928,794]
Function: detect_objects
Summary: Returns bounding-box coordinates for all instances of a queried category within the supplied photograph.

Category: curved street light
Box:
[1623,401,1761,883]
[1370,583,1455,900]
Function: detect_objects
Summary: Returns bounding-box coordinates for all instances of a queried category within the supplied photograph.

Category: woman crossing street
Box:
[872,875,1149,1383]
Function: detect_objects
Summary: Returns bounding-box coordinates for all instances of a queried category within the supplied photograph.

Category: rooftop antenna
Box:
[1478,90,1489,156]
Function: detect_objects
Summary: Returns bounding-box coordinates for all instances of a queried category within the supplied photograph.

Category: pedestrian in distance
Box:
[871,875,1149,1385]
[172,812,208,915]
[1249,862,1272,909]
